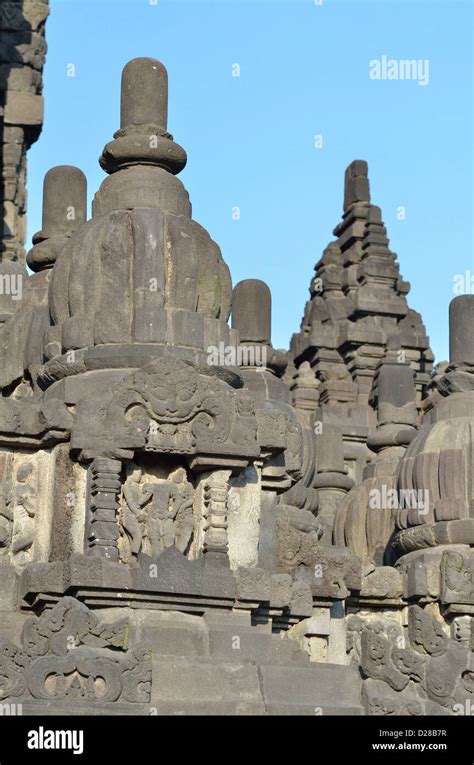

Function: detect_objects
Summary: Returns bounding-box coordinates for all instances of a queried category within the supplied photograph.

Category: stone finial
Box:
[449,295,474,367]
[27,165,87,272]
[313,425,353,543]
[378,338,416,409]
[34,166,87,240]
[121,57,168,131]
[99,57,186,176]
[343,159,370,212]
[232,279,271,344]
[291,361,320,412]
[386,334,401,352]
[315,426,346,474]
[378,365,415,410]
[371,335,417,431]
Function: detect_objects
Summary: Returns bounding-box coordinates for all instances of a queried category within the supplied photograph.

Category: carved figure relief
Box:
[277,515,322,570]
[0,478,13,557]
[441,550,474,604]
[119,461,194,562]
[11,461,38,567]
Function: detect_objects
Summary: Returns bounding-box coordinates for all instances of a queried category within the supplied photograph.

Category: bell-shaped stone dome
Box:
[41,58,232,382]
[396,392,474,530]
[393,296,474,555]
[333,338,418,564]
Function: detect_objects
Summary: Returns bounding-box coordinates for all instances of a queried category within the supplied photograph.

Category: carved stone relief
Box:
[354,606,473,715]
[11,459,38,568]
[0,596,151,704]
[118,460,194,563]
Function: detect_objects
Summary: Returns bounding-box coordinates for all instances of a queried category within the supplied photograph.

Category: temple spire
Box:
[99,57,186,178]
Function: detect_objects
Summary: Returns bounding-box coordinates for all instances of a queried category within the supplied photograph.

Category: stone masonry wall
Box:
[0,0,49,264]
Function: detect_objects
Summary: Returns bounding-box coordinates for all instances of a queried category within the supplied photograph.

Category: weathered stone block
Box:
[5,90,43,128]
[151,657,265,714]
[260,663,363,715]
[0,565,18,610]
[0,2,49,33]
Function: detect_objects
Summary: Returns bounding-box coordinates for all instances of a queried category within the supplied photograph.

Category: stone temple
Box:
[1,17,474,716]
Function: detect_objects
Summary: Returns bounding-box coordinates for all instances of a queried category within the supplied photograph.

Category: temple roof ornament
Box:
[394,295,474,555]
[37,58,233,384]
[27,165,87,274]
[99,58,187,178]
[290,159,433,414]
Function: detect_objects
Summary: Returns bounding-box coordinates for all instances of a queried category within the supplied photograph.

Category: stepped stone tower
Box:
[289,160,434,484]
[0,28,473,714]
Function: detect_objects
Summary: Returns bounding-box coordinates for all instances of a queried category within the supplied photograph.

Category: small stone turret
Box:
[97,57,187,202]
[25,166,87,306]
[232,279,272,346]
[449,295,474,368]
[28,166,87,272]
[394,296,474,557]
[39,58,234,387]
[313,426,353,543]
[231,278,288,403]
[0,166,87,391]
[334,336,418,565]
[289,160,434,485]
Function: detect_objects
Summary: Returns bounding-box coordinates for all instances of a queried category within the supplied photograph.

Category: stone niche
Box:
[0,445,87,572]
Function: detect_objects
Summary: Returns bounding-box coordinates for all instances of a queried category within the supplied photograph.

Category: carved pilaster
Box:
[202,470,231,557]
[88,458,122,561]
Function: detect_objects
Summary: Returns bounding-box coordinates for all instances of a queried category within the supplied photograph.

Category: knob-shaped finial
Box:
[99,57,186,177]
[450,295,474,367]
[232,279,271,344]
[36,166,87,241]
[121,57,168,131]
[343,159,370,212]
[27,166,87,272]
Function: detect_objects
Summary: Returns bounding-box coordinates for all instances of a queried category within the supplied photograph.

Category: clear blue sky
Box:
[27,0,473,363]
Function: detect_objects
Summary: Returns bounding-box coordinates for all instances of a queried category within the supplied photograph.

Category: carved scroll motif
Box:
[73,356,259,462]
[0,597,151,704]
